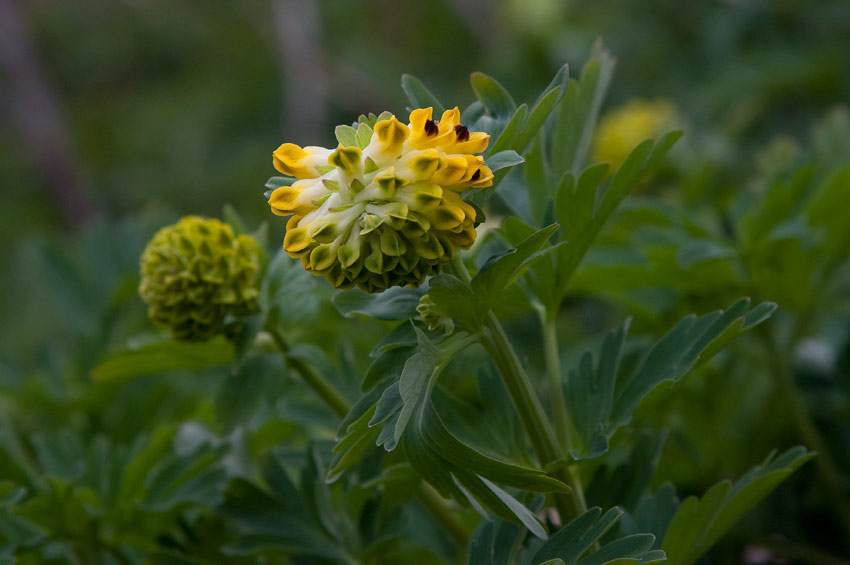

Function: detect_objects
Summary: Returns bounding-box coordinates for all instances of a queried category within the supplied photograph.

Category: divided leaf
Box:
[428,225,560,331]
[531,507,663,565]
[566,298,775,459]
[553,131,682,299]
[661,447,813,565]
[550,51,616,179]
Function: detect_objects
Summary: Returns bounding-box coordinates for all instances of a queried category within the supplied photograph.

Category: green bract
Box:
[139,216,261,341]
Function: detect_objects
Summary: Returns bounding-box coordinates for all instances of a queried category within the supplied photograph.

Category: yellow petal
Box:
[447,131,490,154]
[439,107,461,128]
[283,227,311,253]
[309,244,336,271]
[273,144,332,179]
[268,186,301,215]
[273,143,307,176]
[373,116,410,157]
[329,145,363,174]
[428,204,465,231]
[429,156,469,186]
[406,149,441,180]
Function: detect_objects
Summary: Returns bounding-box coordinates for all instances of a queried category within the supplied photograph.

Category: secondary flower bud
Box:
[416,294,455,335]
[267,108,493,293]
[592,98,677,170]
[139,216,261,341]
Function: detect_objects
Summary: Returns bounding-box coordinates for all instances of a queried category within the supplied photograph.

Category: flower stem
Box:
[416,481,471,548]
[266,326,470,547]
[540,307,572,454]
[268,328,350,419]
[480,311,585,523]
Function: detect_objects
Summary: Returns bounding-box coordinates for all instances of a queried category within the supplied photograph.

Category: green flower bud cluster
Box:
[416,293,455,335]
[139,216,261,341]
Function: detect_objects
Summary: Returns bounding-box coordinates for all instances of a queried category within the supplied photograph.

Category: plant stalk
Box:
[540,308,572,454]
[480,311,586,523]
[267,327,470,547]
[268,329,351,419]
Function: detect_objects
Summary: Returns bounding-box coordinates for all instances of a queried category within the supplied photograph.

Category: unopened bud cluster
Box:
[139,216,261,341]
[268,108,493,293]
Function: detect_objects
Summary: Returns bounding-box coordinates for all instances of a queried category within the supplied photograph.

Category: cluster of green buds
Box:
[416,294,455,335]
[268,107,493,293]
[139,216,261,341]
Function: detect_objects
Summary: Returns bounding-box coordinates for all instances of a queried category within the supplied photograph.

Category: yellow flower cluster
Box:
[268,108,493,293]
[592,99,677,170]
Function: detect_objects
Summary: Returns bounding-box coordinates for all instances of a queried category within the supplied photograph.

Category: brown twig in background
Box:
[0,0,99,229]
[272,0,330,144]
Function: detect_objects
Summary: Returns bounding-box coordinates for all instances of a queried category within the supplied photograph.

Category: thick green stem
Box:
[540,309,572,454]
[267,327,470,547]
[480,311,585,523]
[416,481,471,548]
[269,329,351,419]
[481,313,559,464]
[540,308,590,520]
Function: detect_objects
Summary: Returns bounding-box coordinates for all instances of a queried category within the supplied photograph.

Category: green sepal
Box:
[335,124,358,147]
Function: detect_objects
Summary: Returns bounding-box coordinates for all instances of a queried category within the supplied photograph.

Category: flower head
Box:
[268,108,493,293]
[592,99,677,170]
[139,216,261,341]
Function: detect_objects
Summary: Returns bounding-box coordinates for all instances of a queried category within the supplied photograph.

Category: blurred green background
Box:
[2,0,850,562]
[3,0,849,355]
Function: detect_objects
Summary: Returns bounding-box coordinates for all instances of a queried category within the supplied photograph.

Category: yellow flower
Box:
[592,99,677,170]
[268,108,493,293]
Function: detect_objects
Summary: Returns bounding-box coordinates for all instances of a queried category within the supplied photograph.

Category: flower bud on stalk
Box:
[139,216,261,341]
[416,294,455,335]
[268,107,493,293]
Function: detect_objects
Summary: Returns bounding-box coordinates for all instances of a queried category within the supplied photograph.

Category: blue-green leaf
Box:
[470,72,517,119]
[472,223,560,305]
[91,338,234,381]
[332,286,426,320]
[486,149,525,172]
[532,507,624,564]
[265,175,296,190]
[401,74,445,114]
[566,298,775,459]
[662,447,812,565]
[551,50,616,179]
